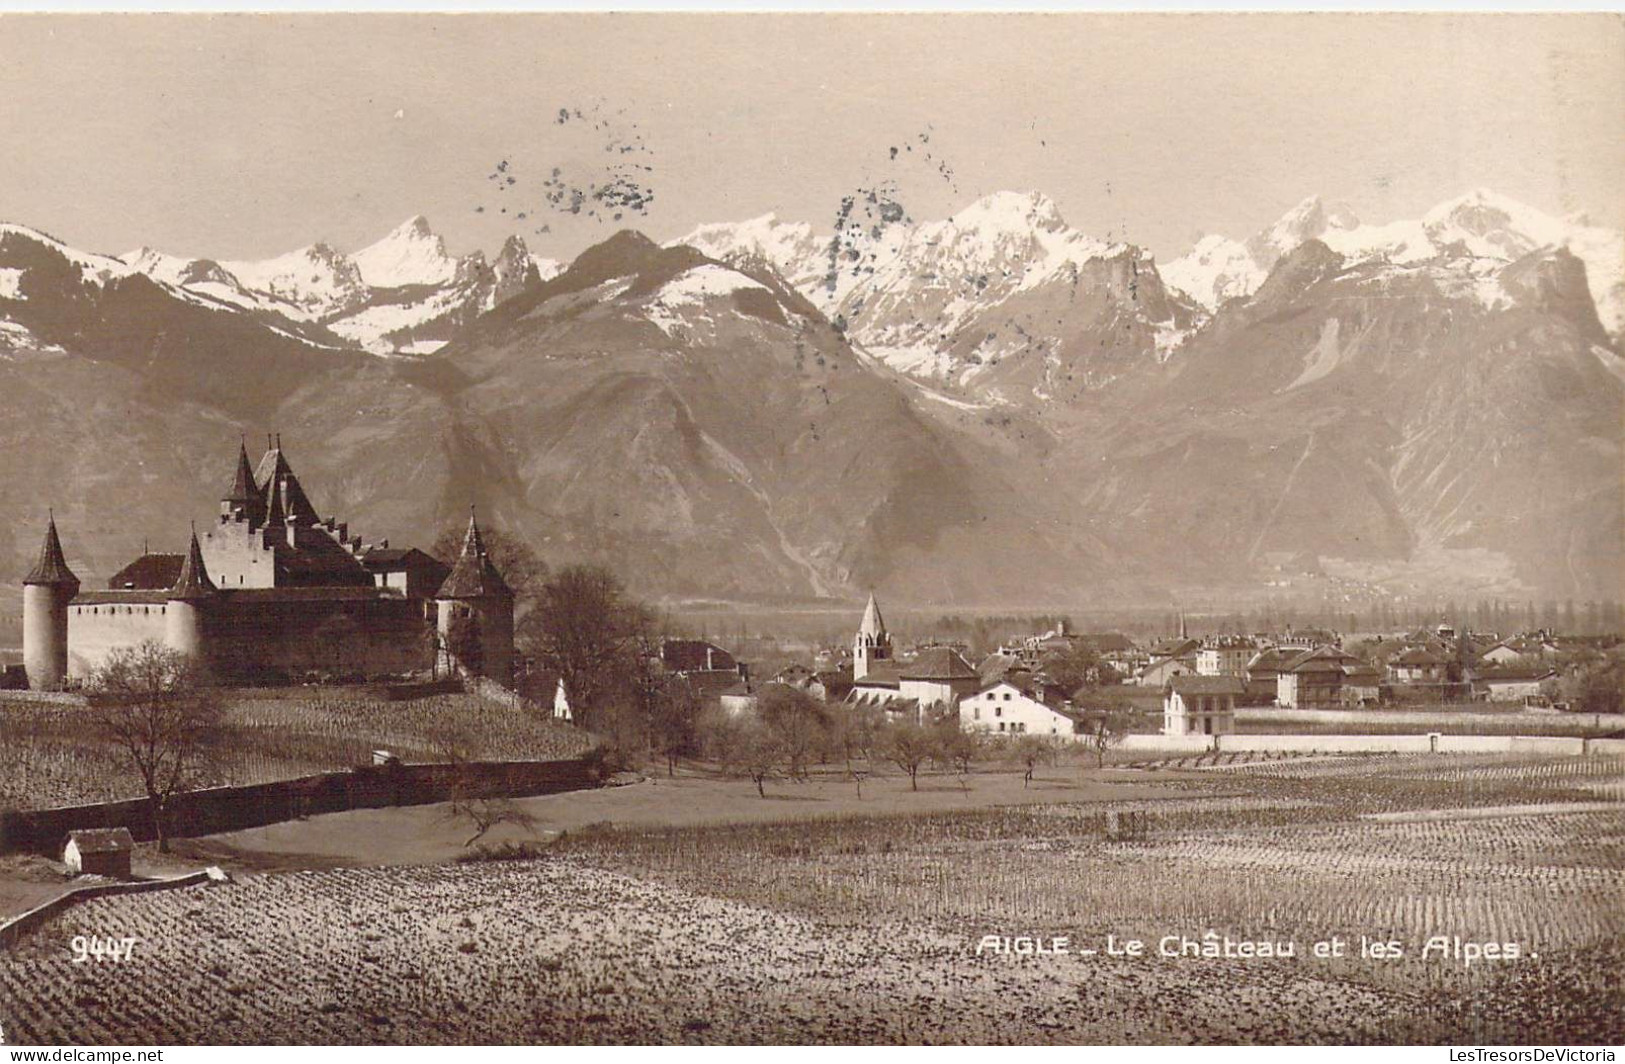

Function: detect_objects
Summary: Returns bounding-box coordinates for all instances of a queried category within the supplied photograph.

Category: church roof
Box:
[858,592,886,638]
[24,516,79,590]
[900,646,979,680]
[170,529,218,600]
[437,511,513,600]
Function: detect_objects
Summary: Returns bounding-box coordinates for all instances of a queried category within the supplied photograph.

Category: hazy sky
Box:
[1,13,1620,264]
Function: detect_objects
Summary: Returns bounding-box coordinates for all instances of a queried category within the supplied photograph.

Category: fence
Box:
[0,867,228,950]
[0,756,600,857]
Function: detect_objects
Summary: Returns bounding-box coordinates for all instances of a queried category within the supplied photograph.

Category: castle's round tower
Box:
[165,527,218,663]
[22,515,80,690]
[434,510,515,684]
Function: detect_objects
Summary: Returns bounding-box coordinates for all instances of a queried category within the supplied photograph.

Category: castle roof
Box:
[436,511,512,600]
[170,528,218,600]
[858,592,886,639]
[224,441,266,525]
[255,443,320,526]
[108,553,184,591]
[24,516,79,591]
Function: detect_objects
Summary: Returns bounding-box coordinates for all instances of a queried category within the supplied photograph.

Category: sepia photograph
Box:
[0,8,1621,1048]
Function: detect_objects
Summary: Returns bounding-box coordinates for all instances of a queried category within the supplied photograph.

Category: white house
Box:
[552,677,573,722]
[1163,675,1243,737]
[960,680,1083,740]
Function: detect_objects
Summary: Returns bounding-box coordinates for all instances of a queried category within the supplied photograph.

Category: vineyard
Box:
[0,754,1619,1043]
[0,690,594,811]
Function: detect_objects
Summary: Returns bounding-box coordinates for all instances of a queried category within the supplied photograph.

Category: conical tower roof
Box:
[224,440,266,525]
[858,592,886,638]
[170,526,218,600]
[437,509,513,600]
[24,515,79,591]
[256,438,320,526]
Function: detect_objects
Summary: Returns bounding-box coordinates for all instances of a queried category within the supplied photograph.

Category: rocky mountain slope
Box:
[1,189,1619,606]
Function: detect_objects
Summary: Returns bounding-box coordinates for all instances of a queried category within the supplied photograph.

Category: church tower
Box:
[22,514,79,690]
[853,592,892,681]
[166,526,217,662]
[434,509,515,684]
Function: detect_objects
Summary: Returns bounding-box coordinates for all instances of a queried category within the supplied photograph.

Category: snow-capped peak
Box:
[947,190,1067,235]
[351,215,459,289]
[1164,188,1623,333]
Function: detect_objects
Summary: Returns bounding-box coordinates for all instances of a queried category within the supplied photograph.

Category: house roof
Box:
[900,647,979,680]
[24,516,79,590]
[1392,648,1446,666]
[1168,674,1246,696]
[660,639,737,673]
[1282,648,1353,674]
[1479,668,1557,683]
[436,511,512,600]
[66,827,133,854]
[1246,647,1299,673]
[107,553,184,591]
[1081,632,1135,654]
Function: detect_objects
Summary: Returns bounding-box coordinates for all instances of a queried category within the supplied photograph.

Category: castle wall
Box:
[208,594,433,683]
[66,602,170,680]
[200,518,277,589]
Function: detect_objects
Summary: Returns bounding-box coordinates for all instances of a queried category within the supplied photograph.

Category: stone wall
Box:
[0,756,600,856]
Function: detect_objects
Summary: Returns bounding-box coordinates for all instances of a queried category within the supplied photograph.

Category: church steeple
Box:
[853,591,892,681]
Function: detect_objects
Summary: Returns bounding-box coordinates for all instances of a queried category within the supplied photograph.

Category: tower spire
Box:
[170,523,218,600]
[24,513,79,591]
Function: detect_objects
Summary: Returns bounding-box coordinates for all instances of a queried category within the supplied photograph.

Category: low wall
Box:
[1121,733,1621,757]
[0,756,600,856]
[0,689,89,706]
[0,867,227,950]
[1238,707,1625,730]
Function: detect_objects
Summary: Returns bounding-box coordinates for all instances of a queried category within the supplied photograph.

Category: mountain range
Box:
[0,188,1619,609]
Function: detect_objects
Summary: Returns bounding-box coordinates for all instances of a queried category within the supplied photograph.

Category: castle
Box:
[20,439,513,689]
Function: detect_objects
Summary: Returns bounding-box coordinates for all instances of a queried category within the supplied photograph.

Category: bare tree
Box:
[881,720,939,792]
[440,795,541,848]
[87,641,224,853]
[706,712,784,798]
[1007,734,1057,788]
[519,565,652,730]
[933,723,982,792]
[758,685,831,782]
[1081,709,1133,768]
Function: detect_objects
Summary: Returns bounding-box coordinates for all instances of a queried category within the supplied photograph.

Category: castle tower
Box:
[166,526,218,662]
[221,439,266,526]
[22,514,79,690]
[434,509,515,683]
[853,591,892,681]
